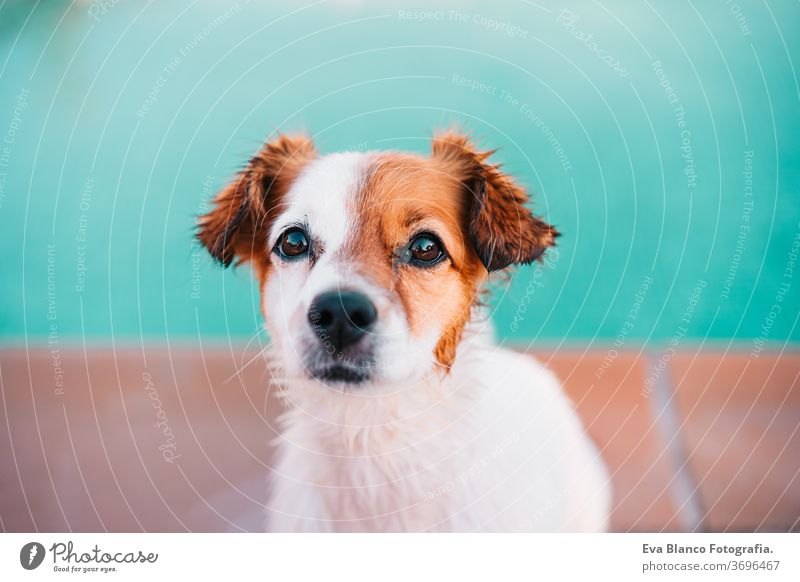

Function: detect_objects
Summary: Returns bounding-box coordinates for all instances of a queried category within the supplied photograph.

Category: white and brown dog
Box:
[198,130,610,532]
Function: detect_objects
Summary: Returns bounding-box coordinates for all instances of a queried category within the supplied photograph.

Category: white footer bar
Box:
[1,533,797,581]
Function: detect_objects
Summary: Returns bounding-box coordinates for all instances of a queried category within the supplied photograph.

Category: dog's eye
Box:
[408,234,445,266]
[275,228,309,259]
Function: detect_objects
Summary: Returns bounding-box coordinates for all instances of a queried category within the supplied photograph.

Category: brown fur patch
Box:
[347,153,485,368]
[196,133,316,283]
[431,130,559,272]
[346,131,558,368]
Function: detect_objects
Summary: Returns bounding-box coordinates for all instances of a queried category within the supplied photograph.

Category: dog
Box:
[197,130,611,532]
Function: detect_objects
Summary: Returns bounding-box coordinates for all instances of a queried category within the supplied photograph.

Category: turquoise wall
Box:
[1,0,798,345]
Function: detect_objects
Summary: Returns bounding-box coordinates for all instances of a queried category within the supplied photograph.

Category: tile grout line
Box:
[646,352,707,532]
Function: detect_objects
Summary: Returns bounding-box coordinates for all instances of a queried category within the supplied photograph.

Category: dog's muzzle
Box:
[306,290,377,383]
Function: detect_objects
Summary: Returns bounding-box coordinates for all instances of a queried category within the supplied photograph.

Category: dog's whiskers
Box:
[239,327,268,365]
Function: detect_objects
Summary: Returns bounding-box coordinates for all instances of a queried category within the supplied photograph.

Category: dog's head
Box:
[198,131,557,387]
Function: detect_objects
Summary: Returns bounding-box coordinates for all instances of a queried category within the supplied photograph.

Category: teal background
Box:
[0,0,798,344]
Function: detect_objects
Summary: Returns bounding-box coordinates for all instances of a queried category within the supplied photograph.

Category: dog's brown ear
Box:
[431,130,558,272]
[197,133,316,267]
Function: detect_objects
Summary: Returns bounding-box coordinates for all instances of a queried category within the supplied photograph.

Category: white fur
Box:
[264,324,611,532]
[258,152,611,532]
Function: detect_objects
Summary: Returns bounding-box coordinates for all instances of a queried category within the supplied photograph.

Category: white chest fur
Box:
[264,342,611,532]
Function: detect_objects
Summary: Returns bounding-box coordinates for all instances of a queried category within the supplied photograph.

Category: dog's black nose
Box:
[308,290,377,351]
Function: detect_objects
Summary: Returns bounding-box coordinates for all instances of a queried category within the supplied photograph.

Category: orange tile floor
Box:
[0,347,797,532]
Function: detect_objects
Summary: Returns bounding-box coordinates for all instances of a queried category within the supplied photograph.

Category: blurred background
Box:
[0,0,798,532]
